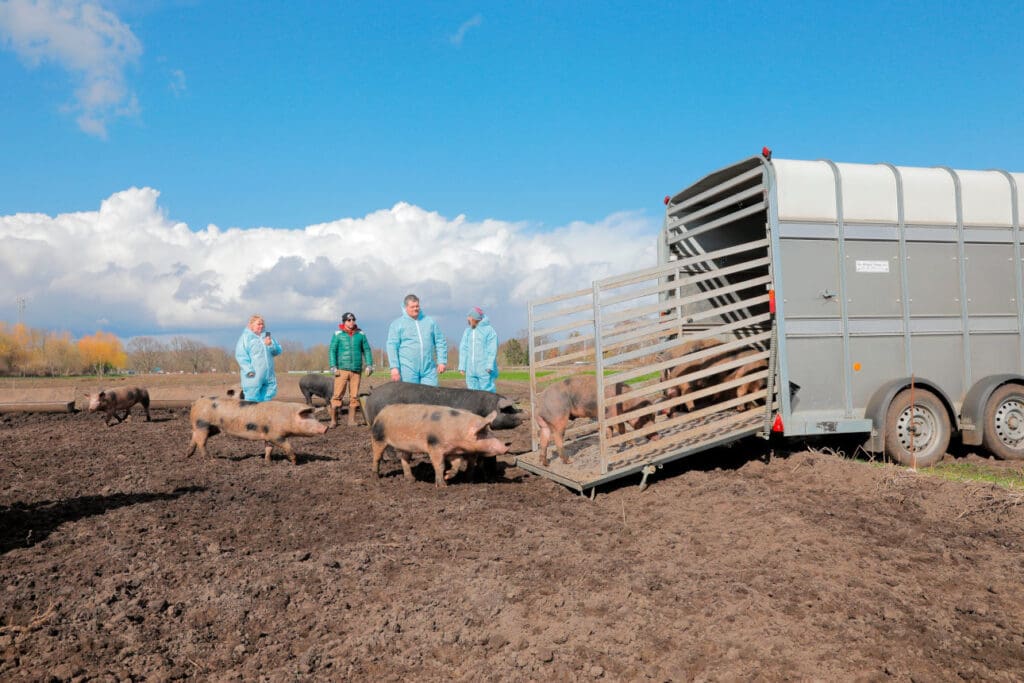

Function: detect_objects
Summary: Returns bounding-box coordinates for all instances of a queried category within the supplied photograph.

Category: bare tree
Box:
[207,347,234,374]
[169,336,209,374]
[127,336,166,373]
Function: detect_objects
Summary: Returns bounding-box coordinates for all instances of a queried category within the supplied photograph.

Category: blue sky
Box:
[1,0,1022,348]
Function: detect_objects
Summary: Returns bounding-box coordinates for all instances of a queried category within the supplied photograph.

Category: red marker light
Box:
[768,289,776,314]
[771,414,784,433]
[762,146,772,160]
[663,195,671,206]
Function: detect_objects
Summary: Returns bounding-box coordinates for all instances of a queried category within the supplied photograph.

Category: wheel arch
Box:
[960,374,1024,446]
[862,377,958,453]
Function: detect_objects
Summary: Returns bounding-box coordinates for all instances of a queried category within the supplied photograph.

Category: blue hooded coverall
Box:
[458,316,498,392]
[235,327,282,401]
[386,308,448,386]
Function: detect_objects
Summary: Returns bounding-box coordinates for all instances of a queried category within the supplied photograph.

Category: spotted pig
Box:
[85,387,151,426]
[370,403,509,487]
[186,395,327,465]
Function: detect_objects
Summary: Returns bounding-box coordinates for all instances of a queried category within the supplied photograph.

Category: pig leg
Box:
[551,417,570,465]
[271,439,298,465]
[445,456,466,481]
[187,428,209,459]
[428,448,448,488]
[398,452,414,481]
[536,415,553,466]
[263,441,274,463]
[371,440,388,477]
[444,457,460,480]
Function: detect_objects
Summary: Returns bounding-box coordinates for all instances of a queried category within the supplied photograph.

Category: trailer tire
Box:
[883,389,950,467]
[981,383,1024,461]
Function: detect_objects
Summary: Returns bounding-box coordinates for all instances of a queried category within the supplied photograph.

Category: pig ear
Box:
[98,391,106,398]
[496,396,514,410]
[297,407,315,419]
[482,410,497,425]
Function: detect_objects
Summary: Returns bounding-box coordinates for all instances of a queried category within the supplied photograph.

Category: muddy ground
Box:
[2,374,1024,681]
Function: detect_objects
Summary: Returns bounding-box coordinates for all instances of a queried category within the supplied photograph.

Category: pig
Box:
[660,338,727,415]
[666,348,768,415]
[363,382,522,429]
[370,403,510,487]
[85,387,151,426]
[608,385,661,441]
[186,395,328,465]
[299,373,334,406]
[720,351,769,411]
[535,375,660,467]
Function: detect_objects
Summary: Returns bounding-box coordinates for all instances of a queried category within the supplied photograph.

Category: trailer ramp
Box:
[519,164,777,492]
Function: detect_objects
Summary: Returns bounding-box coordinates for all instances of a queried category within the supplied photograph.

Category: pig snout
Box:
[294,415,328,436]
[478,435,510,456]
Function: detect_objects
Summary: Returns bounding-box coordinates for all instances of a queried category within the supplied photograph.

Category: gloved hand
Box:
[331,367,340,377]
[363,366,374,377]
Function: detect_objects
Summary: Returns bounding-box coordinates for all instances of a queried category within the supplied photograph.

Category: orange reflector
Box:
[768,289,776,314]
[853,362,862,372]
[771,414,784,432]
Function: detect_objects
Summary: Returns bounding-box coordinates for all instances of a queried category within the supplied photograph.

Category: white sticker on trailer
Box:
[855,260,890,273]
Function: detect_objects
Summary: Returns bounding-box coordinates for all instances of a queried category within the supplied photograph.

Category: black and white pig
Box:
[363,382,522,429]
[186,395,328,465]
[370,403,510,487]
[85,387,151,426]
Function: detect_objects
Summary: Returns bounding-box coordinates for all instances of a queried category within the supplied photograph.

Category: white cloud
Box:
[168,67,185,96]
[0,189,660,346]
[0,0,142,138]
[449,14,482,47]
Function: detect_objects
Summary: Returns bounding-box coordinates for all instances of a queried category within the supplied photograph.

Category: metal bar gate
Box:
[517,163,778,492]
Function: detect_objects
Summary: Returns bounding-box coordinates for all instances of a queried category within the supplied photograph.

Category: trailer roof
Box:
[671,156,1024,228]
[775,159,1024,227]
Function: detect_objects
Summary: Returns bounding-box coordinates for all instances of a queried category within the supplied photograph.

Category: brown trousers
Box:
[330,370,362,414]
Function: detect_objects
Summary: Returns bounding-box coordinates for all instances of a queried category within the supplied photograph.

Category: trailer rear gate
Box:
[517,157,777,492]
[517,155,1024,492]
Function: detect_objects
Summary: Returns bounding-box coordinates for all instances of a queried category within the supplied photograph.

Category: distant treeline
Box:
[0,322,532,377]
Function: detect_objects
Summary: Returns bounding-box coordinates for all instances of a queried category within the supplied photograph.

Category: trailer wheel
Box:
[883,389,950,467]
[982,384,1024,460]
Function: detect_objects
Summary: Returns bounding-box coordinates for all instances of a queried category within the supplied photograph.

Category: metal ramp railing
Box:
[517,158,777,492]
[518,241,776,492]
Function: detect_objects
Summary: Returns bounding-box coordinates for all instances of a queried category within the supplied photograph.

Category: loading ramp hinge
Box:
[638,464,661,492]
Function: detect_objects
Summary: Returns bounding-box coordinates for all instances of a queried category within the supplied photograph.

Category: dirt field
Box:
[2,373,1024,681]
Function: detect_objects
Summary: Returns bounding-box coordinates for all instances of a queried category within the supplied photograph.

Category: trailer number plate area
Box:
[855,260,890,273]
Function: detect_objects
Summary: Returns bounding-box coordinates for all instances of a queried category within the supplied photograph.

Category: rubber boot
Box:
[347,406,358,426]
[329,406,338,429]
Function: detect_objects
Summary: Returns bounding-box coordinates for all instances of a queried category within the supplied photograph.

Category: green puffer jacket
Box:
[330,328,373,372]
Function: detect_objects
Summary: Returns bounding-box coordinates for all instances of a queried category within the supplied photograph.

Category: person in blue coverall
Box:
[458,306,499,392]
[235,313,282,401]
[386,294,448,386]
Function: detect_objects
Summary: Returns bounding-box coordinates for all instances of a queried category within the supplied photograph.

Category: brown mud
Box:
[2,375,1023,680]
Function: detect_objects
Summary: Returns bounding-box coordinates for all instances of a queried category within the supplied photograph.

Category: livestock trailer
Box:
[516,153,1024,493]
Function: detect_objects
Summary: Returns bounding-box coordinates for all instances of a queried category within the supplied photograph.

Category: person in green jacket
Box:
[329,312,373,427]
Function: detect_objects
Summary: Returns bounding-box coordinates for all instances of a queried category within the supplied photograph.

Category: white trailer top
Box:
[773,159,1024,227]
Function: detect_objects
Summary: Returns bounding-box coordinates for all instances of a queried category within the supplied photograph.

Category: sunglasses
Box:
[344,317,355,322]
